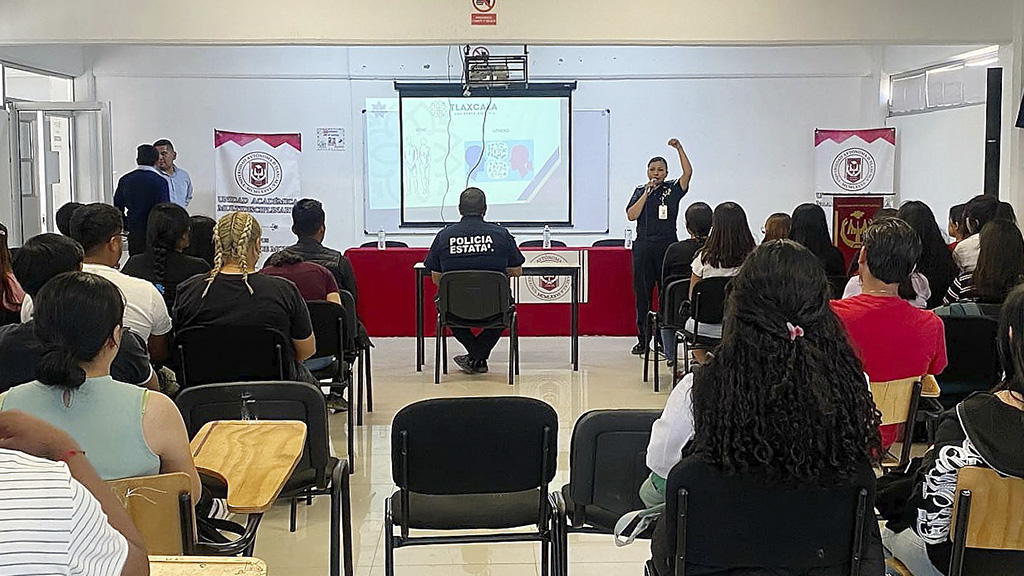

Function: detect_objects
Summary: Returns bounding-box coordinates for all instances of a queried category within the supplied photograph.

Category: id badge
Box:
[658,204,669,220]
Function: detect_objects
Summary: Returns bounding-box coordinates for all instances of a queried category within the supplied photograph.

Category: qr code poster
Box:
[316,128,346,152]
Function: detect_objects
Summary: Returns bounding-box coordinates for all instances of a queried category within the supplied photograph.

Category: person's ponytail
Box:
[36,344,87,389]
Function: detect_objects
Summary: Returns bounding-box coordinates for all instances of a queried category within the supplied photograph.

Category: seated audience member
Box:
[0,234,156,392]
[0,411,148,576]
[997,201,1017,223]
[0,223,24,326]
[947,203,966,250]
[789,203,846,276]
[646,239,883,576]
[423,187,525,374]
[954,194,1000,272]
[941,219,1024,309]
[686,201,755,364]
[261,250,340,303]
[123,203,211,310]
[897,200,959,308]
[61,204,172,362]
[174,212,317,384]
[0,272,200,500]
[660,202,712,363]
[830,218,947,450]
[882,284,1024,576]
[184,215,216,267]
[761,212,791,243]
[287,199,359,299]
[55,201,84,236]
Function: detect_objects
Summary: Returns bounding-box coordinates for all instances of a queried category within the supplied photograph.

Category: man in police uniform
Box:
[424,187,525,374]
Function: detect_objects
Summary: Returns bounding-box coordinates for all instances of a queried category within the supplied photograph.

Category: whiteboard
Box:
[363,107,610,234]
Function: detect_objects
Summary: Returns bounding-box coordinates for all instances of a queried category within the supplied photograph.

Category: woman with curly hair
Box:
[123,203,210,310]
[646,240,883,575]
[173,212,316,384]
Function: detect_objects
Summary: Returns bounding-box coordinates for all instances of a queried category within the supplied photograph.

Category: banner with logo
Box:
[214,130,302,257]
[814,128,895,195]
[832,196,885,271]
[516,250,590,304]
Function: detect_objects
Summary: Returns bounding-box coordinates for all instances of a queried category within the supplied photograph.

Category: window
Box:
[2,64,73,103]
[888,47,997,116]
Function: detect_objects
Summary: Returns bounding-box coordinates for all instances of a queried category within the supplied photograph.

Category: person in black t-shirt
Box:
[123,203,211,311]
[424,188,525,374]
[659,202,712,364]
[626,138,693,355]
[173,212,317,384]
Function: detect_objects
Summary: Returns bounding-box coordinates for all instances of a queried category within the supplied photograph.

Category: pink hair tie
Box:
[786,322,804,341]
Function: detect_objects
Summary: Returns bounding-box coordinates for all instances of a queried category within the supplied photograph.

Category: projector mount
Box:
[463,45,529,89]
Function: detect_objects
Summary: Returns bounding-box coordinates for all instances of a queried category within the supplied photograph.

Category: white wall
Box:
[88,45,882,249]
[0,0,1015,45]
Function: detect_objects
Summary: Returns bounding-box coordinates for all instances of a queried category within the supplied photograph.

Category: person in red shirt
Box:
[260,249,341,304]
[830,218,947,450]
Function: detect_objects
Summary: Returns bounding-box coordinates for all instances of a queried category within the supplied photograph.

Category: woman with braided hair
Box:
[645,239,884,575]
[173,212,317,383]
[123,203,210,310]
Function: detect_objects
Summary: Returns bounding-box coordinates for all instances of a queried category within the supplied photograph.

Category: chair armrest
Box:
[548,490,567,531]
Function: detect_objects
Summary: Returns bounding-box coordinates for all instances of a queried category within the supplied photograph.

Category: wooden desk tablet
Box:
[150,555,267,575]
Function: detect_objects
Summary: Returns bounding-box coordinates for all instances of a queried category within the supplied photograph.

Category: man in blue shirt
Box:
[424,188,525,374]
[154,139,193,208]
[113,144,170,256]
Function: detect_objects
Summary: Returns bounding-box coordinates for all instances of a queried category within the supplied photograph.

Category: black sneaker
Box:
[326,393,349,413]
[631,342,646,355]
[473,359,489,373]
[454,354,476,374]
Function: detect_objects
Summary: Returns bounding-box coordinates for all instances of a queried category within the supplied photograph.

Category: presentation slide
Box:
[399,96,571,225]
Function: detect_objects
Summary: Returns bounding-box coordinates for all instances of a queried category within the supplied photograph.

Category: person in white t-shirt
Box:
[685,202,755,365]
[953,194,1000,273]
[0,410,148,576]
[66,203,172,362]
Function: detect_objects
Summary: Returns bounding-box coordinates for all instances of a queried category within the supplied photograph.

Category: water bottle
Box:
[377,227,386,250]
[624,228,633,249]
[542,225,552,249]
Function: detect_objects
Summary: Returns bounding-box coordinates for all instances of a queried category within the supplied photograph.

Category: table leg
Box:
[572,270,579,371]
[415,269,423,371]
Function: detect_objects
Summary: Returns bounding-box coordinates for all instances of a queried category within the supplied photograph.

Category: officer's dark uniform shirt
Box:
[424,215,526,273]
[626,179,688,242]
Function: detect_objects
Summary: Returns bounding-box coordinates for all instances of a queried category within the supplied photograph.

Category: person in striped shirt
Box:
[0,410,148,576]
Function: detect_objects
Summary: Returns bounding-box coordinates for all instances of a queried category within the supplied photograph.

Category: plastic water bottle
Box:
[542,225,552,249]
[377,227,386,250]
[624,228,633,249]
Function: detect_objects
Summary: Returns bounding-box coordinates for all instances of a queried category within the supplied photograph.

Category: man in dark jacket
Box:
[113,144,170,255]
[287,198,359,301]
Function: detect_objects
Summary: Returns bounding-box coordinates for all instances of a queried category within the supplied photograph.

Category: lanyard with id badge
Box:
[657,187,670,220]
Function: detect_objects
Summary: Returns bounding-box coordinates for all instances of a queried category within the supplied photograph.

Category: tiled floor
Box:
[251,336,668,575]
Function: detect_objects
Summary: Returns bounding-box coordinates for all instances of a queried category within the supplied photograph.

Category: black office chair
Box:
[678,277,731,375]
[172,326,289,388]
[936,316,1001,409]
[645,277,690,392]
[385,397,558,576]
[360,240,409,248]
[520,239,568,248]
[650,458,874,576]
[175,381,354,576]
[591,239,626,247]
[435,271,519,385]
[306,300,355,473]
[338,290,373,425]
[550,410,660,576]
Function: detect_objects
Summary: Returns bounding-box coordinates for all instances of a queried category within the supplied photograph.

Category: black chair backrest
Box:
[568,410,660,519]
[173,325,290,387]
[306,300,345,360]
[663,458,871,573]
[592,239,625,247]
[939,316,1001,389]
[360,240,409,248]
[175,381,331,487]
[520,239,568,248]
[661,278,691,328]
[691,277,731,325]
[337,290,359,352]
[391,397,558,495]
[437,271,512,324]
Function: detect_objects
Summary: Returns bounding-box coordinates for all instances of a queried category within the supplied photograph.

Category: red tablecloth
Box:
[344,247,637,337]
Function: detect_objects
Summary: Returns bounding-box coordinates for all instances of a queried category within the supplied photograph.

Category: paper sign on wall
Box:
[471,0,497,25]
[316,127,346,151]
[213,130,302,257]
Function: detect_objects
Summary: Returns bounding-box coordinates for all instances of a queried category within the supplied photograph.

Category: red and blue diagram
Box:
[465,140,534,182]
